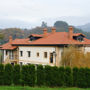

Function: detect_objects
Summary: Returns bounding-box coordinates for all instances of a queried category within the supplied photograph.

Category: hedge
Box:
[37,65,44,86]
[64,67,73,87]
[58,67,65,86]
[27,64,35,86]
[44,65,53,87]
[0,64,4,85]
[13,64,20,85]
[77,68,86,88]
[0,64,90,88]
[21,65,29,86]
[4,64,13,85]
[73,67,79,87]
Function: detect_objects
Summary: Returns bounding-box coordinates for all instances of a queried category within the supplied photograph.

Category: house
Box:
[0,26,90,66]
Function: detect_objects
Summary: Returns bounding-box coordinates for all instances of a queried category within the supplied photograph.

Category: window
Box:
[44,52,47,58]
[27,51,31,57]
[20,51,23,57]
[37,52,39,57]
[77,37,83,42]
[6,50,8,55]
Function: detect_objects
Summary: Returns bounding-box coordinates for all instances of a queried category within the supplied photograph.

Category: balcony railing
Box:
[9,55,18,60]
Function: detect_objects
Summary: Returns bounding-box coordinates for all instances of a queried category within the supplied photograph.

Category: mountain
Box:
[77,23,90,32]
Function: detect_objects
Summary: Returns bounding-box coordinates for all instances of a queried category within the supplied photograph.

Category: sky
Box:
[0,0,90,28]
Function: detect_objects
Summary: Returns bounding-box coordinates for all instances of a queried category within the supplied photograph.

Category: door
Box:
[50,53,53,63]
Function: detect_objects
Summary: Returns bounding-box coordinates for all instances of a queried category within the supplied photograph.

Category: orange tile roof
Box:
[27,32,90,45]
[1,32,90,50]
[73,33,85,37]
[1,42,17,50]
[30,34,43,37]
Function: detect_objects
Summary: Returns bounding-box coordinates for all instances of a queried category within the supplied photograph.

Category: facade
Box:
[0,26,90,66]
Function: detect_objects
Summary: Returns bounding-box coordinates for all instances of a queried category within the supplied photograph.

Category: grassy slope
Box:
[0,86,90,90]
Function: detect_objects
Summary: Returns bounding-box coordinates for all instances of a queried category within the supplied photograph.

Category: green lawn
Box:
[0,86,90,90]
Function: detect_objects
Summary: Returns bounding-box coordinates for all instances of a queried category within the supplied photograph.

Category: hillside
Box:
[0,21,90,44]
[77,23,90,32]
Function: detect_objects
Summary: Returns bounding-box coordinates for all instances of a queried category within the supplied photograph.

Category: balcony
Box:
[9,55,18,61]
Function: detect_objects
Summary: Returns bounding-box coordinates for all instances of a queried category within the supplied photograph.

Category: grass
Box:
[0,86,90,90]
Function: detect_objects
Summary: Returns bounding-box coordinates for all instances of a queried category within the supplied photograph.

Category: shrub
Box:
[77,68,86,88]
[28,64,35,86]
[84,68,90,88]
[4,64,13,85]
[0,64,4,85]
[51,66,59,87]
[21,65,28,86]
[73,67,79,87]
[44,65,53,87]
[58,67,65,86]
[13,64,20,85]
[37,65,44,86]
[64,67,72,87]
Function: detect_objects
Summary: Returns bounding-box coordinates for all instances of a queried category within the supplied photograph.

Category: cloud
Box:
[0,0,90,28]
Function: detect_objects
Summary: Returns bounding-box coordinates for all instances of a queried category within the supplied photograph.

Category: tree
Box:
[41,21,47,28]
[54,21,68,28]
[61,45,90,68]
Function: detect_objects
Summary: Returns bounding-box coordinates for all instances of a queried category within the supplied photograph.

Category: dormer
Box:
[28,34,43,41]
[73,33,85,42]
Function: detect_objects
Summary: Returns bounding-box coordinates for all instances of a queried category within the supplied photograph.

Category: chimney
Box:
[68,26,73,39]
[52,27,56,33]
[43,28,48,37]
[9,36,13,43]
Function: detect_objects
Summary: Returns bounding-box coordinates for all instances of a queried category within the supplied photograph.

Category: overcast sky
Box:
[0,0,90,28]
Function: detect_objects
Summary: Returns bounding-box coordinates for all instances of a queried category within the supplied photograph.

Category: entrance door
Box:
[50,53,53,63]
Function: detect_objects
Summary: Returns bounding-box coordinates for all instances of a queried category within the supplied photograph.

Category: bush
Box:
[4,64,13,85]
[28,64,35,86]
[73,67,78,87]
[51,66,59,87]
[44,65,53,87]
[77,68,86,88]
[0,64,4,85]
[64,67,72,87]
[58,67,65,86]
[37,65,44,86]
[21,65,28,86]
[13,64,20,85]
[84,68,90,88]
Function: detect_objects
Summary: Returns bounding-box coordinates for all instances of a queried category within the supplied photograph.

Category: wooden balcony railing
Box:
[9,55,18,60]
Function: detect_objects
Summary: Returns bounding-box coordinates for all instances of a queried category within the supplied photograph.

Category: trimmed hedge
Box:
[21,65,29,86]
[37,65,44,86]
[4,64,13,85]
[0,64,4,85]
[13,64,20,85]
[58,67,65,86]
[28,64,35,86]
[73,67,79,87]
[44,65,52,87]
[77,68,86,88]
[64,67,73,87]
[1,64,90,88]
[84,68,90,88]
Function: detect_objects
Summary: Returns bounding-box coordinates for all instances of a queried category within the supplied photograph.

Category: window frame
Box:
[20,51,23,57]
[44,52,47,58]
[37,52,39,57]
[27,51,31,57]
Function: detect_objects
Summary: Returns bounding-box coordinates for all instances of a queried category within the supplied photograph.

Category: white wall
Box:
[85,47,90,53]
[19,46,56,65]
